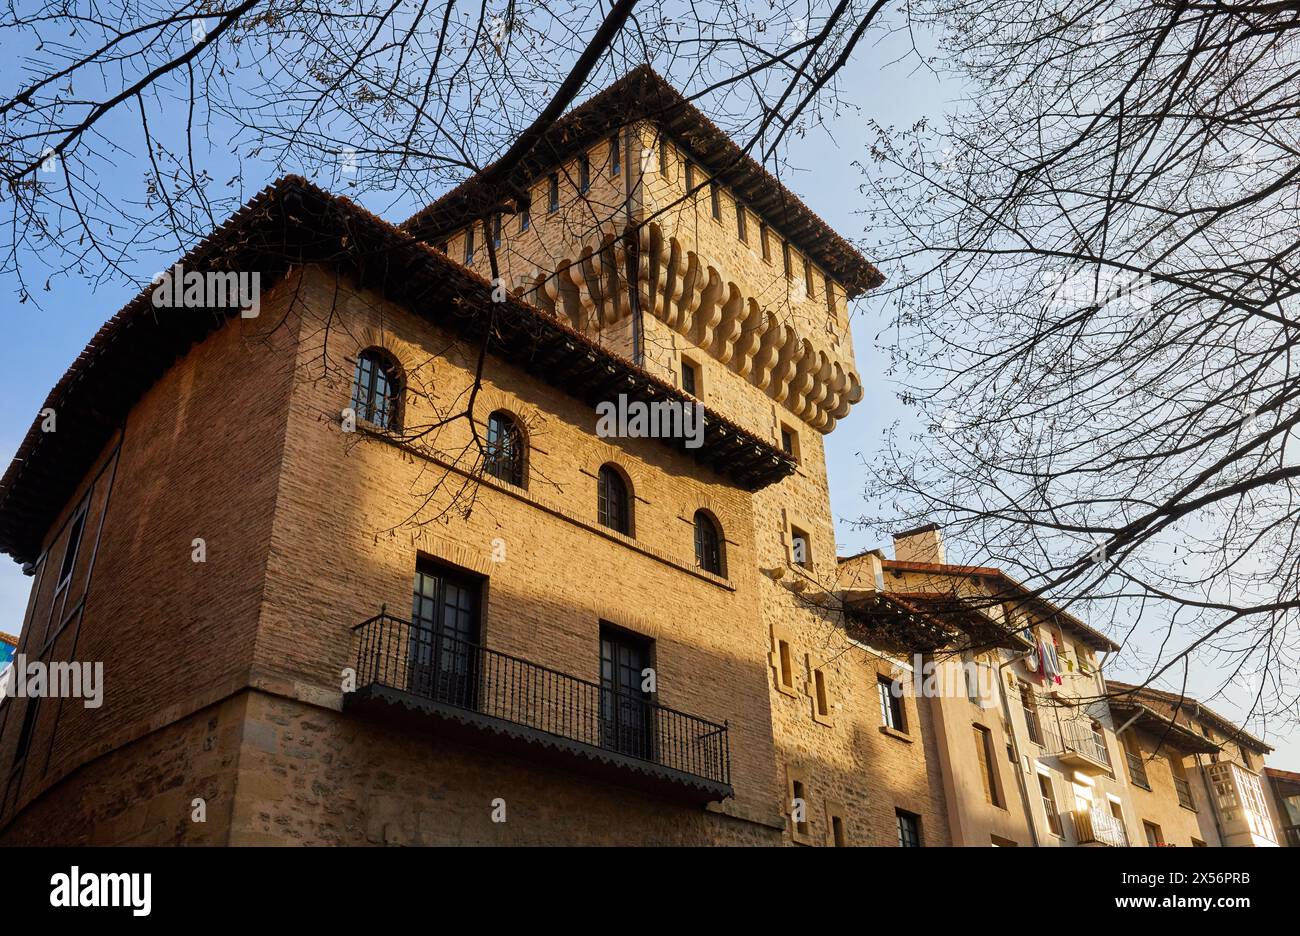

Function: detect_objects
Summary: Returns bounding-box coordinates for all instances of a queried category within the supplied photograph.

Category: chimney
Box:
[893,523,945,565]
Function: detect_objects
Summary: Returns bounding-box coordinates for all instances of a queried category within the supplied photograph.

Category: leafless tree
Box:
[1,0,888,525]
[861,0,1300,730]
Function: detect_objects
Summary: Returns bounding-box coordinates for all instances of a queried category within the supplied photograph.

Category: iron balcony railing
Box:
[1173,775,1196,810]
[349,611,731,788]
[1039,720,1111,769]
[1074,806,1129,847]
[1127,752,1151,789]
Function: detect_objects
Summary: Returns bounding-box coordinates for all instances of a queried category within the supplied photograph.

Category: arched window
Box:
[694,510,723,575]
[350,348,401,429]
[597,464,631,535]
[485,411,525,487]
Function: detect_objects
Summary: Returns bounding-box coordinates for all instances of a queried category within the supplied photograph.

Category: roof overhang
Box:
[0,176,797,564]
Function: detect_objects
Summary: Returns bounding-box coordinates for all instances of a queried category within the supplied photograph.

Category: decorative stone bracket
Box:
[521,223,864,432]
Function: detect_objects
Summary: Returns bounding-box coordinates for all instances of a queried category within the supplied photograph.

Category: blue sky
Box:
[1,19,1294,767]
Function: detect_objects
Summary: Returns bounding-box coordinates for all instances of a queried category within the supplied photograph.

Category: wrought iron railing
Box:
[1074,806,1129,847]
[1173,775,1195,810]
[350,611,731,787]
[1040,719,1111,768]
[1127,752,1151,789]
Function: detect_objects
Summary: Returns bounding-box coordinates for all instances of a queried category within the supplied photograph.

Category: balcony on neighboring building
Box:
[1173,775,1196,810]
[1074,806,1129,847]
[1041,719,1113,775]
[345,611,733,804]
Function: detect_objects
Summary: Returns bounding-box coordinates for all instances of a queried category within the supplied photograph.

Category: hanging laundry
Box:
[1038,639,1063,685]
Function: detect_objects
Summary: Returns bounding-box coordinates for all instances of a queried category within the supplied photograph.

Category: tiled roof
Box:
[871,557,1121,652]
[0,176,797,564]
[1106,680,1272,754]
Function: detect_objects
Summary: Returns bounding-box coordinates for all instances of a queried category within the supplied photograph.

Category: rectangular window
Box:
[790,526,810,568]
[1019,682,1041,745]
[974,724,1002,807]
[803,258,814,296]
[777,639,794,691]
[825,274,836,318]
[10,698,40,767]
[878,676,905,731]
[463,226,475,265]
[813,668,830,717]
[56,505,87,591]
[791,779,810,838]
[658,137,668,175]
[831,815,847,847]
[548,173,559,212]
[492,213,502,248]
[600,624,654,760]
[1038,773,1063,836]
[1143,820,1164,847]
[760,223,771,262]
[896,809,921,847]
[782,241,792,278]
[578,154,590,193]
[685,162,696,194]
[736,204,747,242]
[519,206,530,232]
[779,423,799,462]
[610,135,621,176]
[409,561,482,709]
[710,183,721,220]
[681,357,699,396]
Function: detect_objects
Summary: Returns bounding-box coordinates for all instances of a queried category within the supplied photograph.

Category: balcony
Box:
[1173,775,1196,810]
[1127,752,1151,790]
[1074,806,1129,847]
[1042,721,1112,775]
[345,612,733,804]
